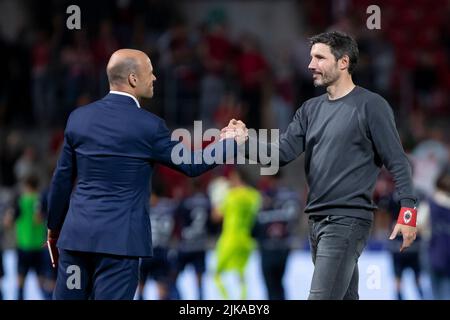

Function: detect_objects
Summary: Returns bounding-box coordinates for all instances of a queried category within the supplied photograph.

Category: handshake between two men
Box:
[46,119,250,269]
[220,119,249,145]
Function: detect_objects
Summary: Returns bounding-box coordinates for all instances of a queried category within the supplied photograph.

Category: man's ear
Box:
[128,73,138,88]
[339,55,350,72]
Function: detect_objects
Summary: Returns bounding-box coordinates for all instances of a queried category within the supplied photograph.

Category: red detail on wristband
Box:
[397,207,417,227]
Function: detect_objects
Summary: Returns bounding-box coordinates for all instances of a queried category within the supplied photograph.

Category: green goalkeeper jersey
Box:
[220,186,261,237]
[215,186,261,272]
[15,192,46,250]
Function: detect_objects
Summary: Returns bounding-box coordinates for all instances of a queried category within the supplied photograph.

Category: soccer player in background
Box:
[174,178,211,300]
[8,176,48,300]
[417,166,450,300]
[212,168,261,300]
[255,171,301,300]
[137,184,178,300]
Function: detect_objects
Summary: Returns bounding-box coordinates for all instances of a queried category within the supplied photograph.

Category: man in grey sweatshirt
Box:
[225,31,418,299]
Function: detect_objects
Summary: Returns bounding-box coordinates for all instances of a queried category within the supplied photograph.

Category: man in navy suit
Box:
[47,49,247,299]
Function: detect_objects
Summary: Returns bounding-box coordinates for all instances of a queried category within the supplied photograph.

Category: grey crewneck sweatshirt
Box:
[245,86,417,221]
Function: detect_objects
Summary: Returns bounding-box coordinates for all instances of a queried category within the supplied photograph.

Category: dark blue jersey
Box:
[428,196,450,275]
[150,197,177,249]
[256,186,301,249]
[176,192,211,252]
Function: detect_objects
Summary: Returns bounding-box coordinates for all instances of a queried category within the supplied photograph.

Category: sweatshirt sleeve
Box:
[366,96,417,208]
[243,103,307,167]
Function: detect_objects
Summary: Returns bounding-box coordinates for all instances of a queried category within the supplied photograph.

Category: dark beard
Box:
[313,71,339,87]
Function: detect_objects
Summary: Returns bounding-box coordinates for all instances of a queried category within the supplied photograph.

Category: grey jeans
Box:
[307,214,372,300]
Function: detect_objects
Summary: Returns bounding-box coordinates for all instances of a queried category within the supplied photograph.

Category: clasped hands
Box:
[220,119,249,145]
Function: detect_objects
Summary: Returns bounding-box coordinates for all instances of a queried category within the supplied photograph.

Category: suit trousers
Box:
[53,249,139,300]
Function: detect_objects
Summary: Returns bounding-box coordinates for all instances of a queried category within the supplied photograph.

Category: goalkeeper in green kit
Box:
[212,168,261,299]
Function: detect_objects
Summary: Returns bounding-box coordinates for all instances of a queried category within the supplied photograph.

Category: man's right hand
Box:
[46,229,60,268]
[389,207,418,252]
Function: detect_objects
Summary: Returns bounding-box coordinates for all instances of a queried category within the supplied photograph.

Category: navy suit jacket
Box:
[47,93,236,257]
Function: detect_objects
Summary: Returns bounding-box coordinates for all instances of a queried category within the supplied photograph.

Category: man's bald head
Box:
[107,49,146,86]
[106,49,156,98]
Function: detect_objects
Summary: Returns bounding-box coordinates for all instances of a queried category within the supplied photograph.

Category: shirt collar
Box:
[109,91,141,108]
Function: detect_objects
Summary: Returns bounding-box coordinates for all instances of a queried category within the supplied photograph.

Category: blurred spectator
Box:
[173,178,211,300]
[157,19,199,126]
[413,51,439,112]
[417,165,450,300]
[60,30,95,122]
[368,32,395,100]
[213,92,244,129]
[0,131,23,187]
[92,19,120,96]
[31,29,56,128]
[207,174,231,214]
[4,31,32,127]
[143,0,179,41]
[0,187,13,300]
[411,139,449,199]
[138,185,179,300]
[255,171,301,300]
[234,33,269,130]
[200,8,234,75]
[4,175,48,300]
[269,46,295,131]
[13,146,42,187]
[291,28,321,103]
[269,81,295,132]
[196,11,234,127]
